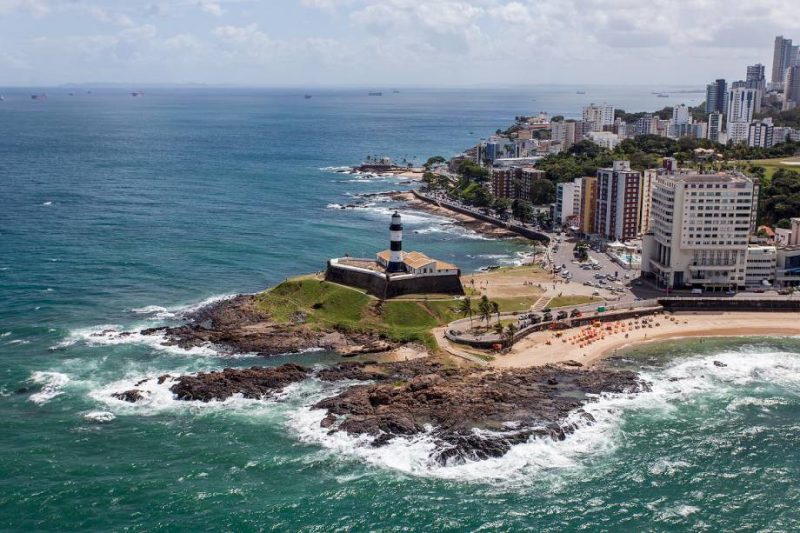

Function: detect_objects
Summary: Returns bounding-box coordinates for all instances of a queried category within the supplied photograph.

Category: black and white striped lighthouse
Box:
[387,211,404,273]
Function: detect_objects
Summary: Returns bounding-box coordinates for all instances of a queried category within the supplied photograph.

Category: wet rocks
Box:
[114,358,648,465]
[140,294,400,357]
[169,363,311,402]
[112,389,145,402]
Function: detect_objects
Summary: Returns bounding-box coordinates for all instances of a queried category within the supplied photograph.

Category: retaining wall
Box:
[659,298,800,312]
[411,190,551,243]
[325,263,464,299]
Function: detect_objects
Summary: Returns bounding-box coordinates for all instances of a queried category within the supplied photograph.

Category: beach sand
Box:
[492,311,800,369]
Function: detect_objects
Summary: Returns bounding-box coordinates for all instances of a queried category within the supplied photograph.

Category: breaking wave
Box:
[28,371,70,405]
[287,347,800,483]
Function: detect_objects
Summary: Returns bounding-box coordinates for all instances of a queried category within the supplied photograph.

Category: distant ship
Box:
[0,95,4,101]
[576,91,586,94]
[656,93,670,98]
[31,93,47,100]
[392,89,400,93]
[68,92,75,96]
[368,91,382,96]
[131,91,144,97]
[304,94,312,99]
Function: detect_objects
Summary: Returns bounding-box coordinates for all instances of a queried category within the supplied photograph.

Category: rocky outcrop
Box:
[314,362,647,464]
[115,358,647,465]
[140,295,399,357]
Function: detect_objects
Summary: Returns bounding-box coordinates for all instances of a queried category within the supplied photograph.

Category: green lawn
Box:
[745,157,800,182]
[253,279,464,352]
[546,295,600,308]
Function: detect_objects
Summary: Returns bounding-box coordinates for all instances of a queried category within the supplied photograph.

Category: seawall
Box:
[411,190,551,243]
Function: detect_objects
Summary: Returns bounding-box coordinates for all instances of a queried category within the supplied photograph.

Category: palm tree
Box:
[504,323,518,348]
[491,301,500,324]
[458,297,474,329]
[478,295,492,326]
[493,322,504,335]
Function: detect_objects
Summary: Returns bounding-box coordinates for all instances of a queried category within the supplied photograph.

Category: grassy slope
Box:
[253,279,463,351]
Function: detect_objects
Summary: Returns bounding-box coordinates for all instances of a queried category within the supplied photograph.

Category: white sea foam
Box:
[42,201,52,206]
[84,411,116,423]
[6,339,30,345]
[51,324,220,357]
[129,293,237,321]
[87,371,284,416]
[287,348,800,483]
[28,371,70,405]
[0,332,10,337]
[320,166,353,173]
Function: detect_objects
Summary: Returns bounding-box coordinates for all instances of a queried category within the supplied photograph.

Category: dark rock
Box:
[713,360,727,367]
[113,389,145,403]
[132,357,648,465]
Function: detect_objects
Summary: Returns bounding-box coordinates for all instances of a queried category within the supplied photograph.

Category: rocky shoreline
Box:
[140,294,399,357]
[113,358,648,464]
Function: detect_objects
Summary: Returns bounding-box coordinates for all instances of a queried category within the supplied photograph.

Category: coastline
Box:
[390,191,521,239]
[492,311,800,369]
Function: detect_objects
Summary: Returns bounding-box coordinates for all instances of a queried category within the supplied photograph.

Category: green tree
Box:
[529,179,555,204]
[478,296,493,326]
[504,323,518,348]
[491,301,500,324]
[423,155,446,169]
[458,297,474,329]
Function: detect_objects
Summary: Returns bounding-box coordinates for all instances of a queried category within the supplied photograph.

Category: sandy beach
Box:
[492,311,800,368]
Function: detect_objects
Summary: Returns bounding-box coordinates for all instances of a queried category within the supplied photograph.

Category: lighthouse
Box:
[387,211,404,273]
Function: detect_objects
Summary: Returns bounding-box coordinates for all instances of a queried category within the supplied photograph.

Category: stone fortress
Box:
[325,211,464,299]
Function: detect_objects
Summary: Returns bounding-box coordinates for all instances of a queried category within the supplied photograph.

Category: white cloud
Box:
[197,1,224,16]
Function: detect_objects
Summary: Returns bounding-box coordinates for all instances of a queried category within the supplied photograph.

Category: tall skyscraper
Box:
[772,36,795,83]
[707,112,723,144]
[746,64,766,91]
[705,79,727,114]
[727,87,758,125]
[784,65,800,111]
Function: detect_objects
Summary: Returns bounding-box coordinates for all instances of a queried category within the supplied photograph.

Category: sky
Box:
[1,0,799,87]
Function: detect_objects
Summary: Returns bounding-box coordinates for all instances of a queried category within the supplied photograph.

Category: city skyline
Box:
[1,0,800,87]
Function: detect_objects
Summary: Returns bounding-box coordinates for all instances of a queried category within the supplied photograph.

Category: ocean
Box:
[4,86,800,530]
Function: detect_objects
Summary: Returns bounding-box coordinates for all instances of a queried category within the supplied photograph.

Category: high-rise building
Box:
[633,114,657,136]
[773,36,795,84]
[705,79,727,114]
[551,121,576,151]
[784,65,800,111]
[579,176,598,235]
[582,103,614,131]
[595,161,642,241]
[555,182,577,225]
[672,104,690,126]
[642,171,759,290]
[728,121,750,145]
[707,112,723,143]
[748,120,774,148]
[727,87,759,124]
[746,64,766,94]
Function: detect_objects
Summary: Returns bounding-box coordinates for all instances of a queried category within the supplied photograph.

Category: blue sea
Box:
[4,86,800,531]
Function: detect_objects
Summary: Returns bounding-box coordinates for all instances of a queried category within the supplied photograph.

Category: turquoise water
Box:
[6,87,800,531]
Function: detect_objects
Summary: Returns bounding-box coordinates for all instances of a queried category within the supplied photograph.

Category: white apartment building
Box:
[727,87,759,124]
[728,121,750,145]
[707,112,723,143]
[748,120,774,148]
[745,245,777,287]
[642,171,759,290]
[582,104,614,131]
[640,169,657,234]
[554,178,584,226]
[587,131,620,149]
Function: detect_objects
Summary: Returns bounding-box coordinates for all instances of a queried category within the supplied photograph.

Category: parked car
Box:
[556,310,569,320]
[542,307,552,313]
[530,315,542,324]
[691,288,703,295]
[570,309,582,318]
[542,312,553,322]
